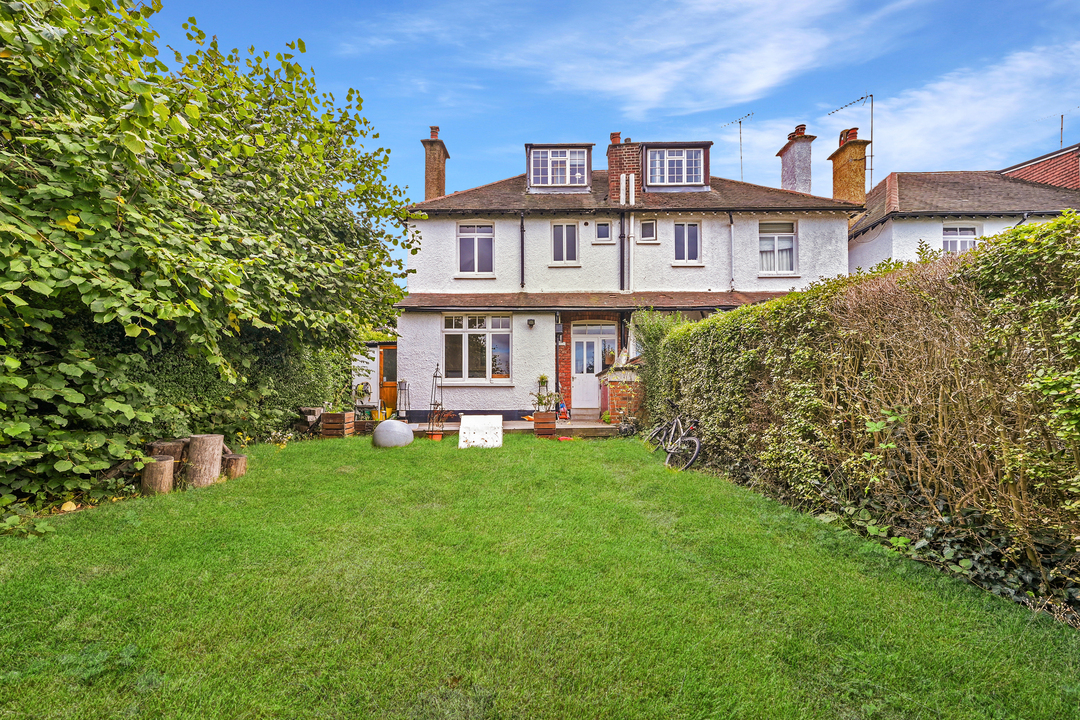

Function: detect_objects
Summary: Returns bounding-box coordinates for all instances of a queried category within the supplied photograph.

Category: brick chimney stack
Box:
[607,132,642,205]
[421,125,450,201]
[775,123,816,193]
[827,127,870,205]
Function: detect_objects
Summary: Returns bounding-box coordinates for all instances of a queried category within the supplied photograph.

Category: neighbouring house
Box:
[395,125,861,422]
[847,170,1080,271]
[848,140,1080,272]
[1000,141,1080,190]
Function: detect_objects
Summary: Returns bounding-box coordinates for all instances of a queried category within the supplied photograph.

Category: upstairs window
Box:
[531,149,587,186]
[648,148,703,185]
[943,226,978,254]
[759,221,796,275]
[552,223,579,265]
[674,222,700,264]
[594,221,612,244]
[639,219,657,242]
[458,224,494,274]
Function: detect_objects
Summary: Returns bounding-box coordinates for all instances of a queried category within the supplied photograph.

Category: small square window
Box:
[595,222,611,241]
[640,220,656,242]
[468,315,487,329]
[444,315,463,329]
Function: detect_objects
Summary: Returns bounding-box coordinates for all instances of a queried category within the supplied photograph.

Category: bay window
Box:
[444,314,511,381]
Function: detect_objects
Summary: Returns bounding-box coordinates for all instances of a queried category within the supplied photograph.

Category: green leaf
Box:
[124,324,142,337]
[54,459,73,472]
[25,280,52,296]
[122,132,145,154]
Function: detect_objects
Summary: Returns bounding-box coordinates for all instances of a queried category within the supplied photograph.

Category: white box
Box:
[458,415,503,449]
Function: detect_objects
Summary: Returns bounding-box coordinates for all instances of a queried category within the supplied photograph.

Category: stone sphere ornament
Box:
[372,419,414,448]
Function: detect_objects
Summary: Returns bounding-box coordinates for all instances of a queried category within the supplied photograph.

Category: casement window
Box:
[648,148,703,185]
[443,315,511,381]
[551,223,579,265]
[594,221,612,244]
[639,219,657,242]
[458,224,494,275]
[531,149,587,186]
[759,221,797,274]
[943,226,978,253]
[674,222,701,264]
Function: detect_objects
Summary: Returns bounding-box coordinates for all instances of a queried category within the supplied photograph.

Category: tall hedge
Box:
[0,1,415,506]
[640,212,1080,609]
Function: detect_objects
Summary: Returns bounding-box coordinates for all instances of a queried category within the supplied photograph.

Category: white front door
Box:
[571,337,599,409]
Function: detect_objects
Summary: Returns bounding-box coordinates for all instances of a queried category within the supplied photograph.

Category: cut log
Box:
[222,454,247,479]
[141,455,174,495]
[185,434,224,488]
[222,443,232,455]
[148,440,185,464]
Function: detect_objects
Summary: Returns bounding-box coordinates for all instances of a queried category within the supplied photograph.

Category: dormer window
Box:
[648,148,703,185]
[532,149,587,186]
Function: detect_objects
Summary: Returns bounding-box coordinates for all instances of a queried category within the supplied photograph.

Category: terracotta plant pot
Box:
[429,432,443,441]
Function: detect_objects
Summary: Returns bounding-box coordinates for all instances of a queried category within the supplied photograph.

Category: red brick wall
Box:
[1002,150,1080,190]
[607,140,643,202]
[606,380,642,422]
[556,310,623,409]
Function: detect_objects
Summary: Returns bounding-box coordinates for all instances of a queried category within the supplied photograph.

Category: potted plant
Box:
[530,380,560,439]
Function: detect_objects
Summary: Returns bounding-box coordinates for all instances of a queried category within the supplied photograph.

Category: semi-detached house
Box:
[395,126,862,422]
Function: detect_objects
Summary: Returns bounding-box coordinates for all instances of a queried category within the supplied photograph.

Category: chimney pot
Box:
[610,131,621,145]
[795,124,806,136]
[623,137,631,143]
[430,126,440,139]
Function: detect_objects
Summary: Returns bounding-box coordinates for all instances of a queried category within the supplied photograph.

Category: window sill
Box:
[758,274,801,278]
[636,240,660,245]
[591,240,616,245]
[441,381,515,387]
[548,263,582,268]
[672,262,704,267]
[454,273,497,279]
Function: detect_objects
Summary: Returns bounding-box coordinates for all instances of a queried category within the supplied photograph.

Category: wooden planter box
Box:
[321,411,355,437]
[534,411,557,439]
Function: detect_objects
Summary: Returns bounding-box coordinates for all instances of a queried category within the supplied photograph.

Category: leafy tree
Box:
[0,0,418,505]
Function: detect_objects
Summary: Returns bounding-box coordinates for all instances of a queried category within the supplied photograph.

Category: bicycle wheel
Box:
[644,424,667,452]
[665,436,701,470]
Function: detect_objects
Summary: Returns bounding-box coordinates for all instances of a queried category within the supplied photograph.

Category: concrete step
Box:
[572,408,601,421]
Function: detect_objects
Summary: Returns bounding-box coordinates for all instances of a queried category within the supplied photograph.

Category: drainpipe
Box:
[1013,211,1031,228]
[618,211,626,291]
[628,212,635,292]
[519,210,526,288]
[728,211,735,292]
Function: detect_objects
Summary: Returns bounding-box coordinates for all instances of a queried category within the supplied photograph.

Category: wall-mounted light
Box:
[527,318,535,328]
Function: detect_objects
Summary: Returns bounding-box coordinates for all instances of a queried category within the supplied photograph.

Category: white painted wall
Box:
[409,212,851,294]
[397,311,556,414]
[848,215,1043,273]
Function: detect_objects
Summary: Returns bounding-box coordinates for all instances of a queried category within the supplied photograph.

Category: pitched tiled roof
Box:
[850,171,1080,237]
[396,291,787,311]
[411,171,860,214]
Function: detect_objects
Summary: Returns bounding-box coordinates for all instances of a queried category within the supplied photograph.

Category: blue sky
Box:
[151,0,1080,202]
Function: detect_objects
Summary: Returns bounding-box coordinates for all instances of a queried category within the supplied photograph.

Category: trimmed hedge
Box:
[638,212,1080,611]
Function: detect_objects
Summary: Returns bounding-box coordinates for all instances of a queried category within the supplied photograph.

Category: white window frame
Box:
[638,218,658,244]
[942,225,979,254]
[550,222,580,266]
[593,220,614,245]
[456,222,495,277]
[648,148,704,185]
[758,221,798,276]
[442,314,512,383]
[531,149,588,187]
[672,221,702,266]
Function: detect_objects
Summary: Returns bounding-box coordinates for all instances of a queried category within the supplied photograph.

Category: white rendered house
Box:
[395,126,861,422]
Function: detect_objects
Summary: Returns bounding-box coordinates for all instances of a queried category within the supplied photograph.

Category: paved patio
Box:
[408,418,622,438]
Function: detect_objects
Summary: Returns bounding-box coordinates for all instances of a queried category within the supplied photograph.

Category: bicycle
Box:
[644,403,701,471]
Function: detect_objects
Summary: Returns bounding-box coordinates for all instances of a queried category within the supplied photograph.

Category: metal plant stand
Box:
[427,364,447,435]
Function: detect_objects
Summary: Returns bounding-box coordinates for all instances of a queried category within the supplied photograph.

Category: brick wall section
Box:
[555,310,623,409]
[1002,150,1080,190]
[606,380,642,422]
[607,136,643,203]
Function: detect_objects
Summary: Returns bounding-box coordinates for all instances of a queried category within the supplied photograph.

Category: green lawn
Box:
[3,435,1080,719]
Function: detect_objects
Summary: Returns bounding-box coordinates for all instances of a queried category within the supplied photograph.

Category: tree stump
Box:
[148,440,185,464]
[141,455,174,495]
[222,454,247,479]
[185,434,224,488]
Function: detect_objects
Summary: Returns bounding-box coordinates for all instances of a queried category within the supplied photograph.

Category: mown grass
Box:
[2,435,1080,719]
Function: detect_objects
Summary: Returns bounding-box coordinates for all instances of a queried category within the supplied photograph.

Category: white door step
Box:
[572,408,601,421]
